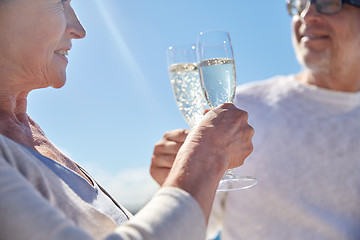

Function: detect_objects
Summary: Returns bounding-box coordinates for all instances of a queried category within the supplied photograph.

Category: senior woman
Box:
[0,0,254,239]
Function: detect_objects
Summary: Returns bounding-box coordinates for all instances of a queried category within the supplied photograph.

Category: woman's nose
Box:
[66,7,86,39]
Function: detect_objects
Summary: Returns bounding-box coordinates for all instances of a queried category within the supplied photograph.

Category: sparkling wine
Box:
[199,58,236,108]
[169,63,208,127]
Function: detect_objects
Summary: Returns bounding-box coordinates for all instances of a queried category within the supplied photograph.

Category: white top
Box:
[208,75,360,240]
[0,134,206,240]
[25,147,132,226]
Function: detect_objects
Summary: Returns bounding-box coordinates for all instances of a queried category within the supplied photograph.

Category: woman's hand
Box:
[161,103,254,221]
[151,103,254,187]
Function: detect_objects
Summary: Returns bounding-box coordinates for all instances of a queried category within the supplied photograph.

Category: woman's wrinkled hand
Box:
[151,103,254,185]
[193,103,254,171]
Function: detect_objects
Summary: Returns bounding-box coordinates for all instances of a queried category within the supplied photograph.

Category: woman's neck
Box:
[0,89,35,148]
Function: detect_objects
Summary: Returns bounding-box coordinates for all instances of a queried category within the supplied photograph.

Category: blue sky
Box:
[28,0,301,212]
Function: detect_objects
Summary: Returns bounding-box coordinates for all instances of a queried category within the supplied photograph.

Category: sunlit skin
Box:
[150,4,360,181]
[0,0,255,225]
[292,3,360,92]
[150,2,360,223]
[0,0,86,177]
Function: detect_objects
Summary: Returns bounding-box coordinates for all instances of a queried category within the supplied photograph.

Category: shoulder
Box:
[0,134,55,194]
[236,75,295,95]
[234,75,296,108]
[0,134,34,166]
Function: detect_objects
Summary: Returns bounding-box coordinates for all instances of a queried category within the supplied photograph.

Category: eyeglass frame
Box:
[286,0,360,16]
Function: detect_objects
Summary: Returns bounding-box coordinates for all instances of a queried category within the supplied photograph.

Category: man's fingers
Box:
[151,153,176,168]
[149,167,171,185]
[153,140,183,155]
[163,129,189,142]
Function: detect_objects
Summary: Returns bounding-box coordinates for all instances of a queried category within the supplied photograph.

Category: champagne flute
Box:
[197,30,257,191]
[167,44,208,128]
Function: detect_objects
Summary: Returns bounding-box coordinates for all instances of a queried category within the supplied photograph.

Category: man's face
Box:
[292,3,360,75]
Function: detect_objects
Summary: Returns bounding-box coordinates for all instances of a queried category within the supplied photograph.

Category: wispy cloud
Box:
[84,164,160,213]
[57,143,160,213]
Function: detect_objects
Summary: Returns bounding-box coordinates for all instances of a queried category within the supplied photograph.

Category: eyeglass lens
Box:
[287,0,342,15]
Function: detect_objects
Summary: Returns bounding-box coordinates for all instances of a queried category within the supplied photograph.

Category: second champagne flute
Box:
[197,29,257,191]
[167,44,208,128]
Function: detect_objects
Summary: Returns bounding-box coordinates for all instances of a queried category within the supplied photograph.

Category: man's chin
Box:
[297,51,331,73]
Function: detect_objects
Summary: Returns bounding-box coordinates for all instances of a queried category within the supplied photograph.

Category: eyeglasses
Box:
[286,0,360,16]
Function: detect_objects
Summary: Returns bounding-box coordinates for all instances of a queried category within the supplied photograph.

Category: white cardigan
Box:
[0,134,206,240]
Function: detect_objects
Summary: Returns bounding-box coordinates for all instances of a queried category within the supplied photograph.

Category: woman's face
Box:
[0,0,86,91]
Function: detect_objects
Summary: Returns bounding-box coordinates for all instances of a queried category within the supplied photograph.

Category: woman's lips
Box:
[54,50,69,62]
[54,50,68,56]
